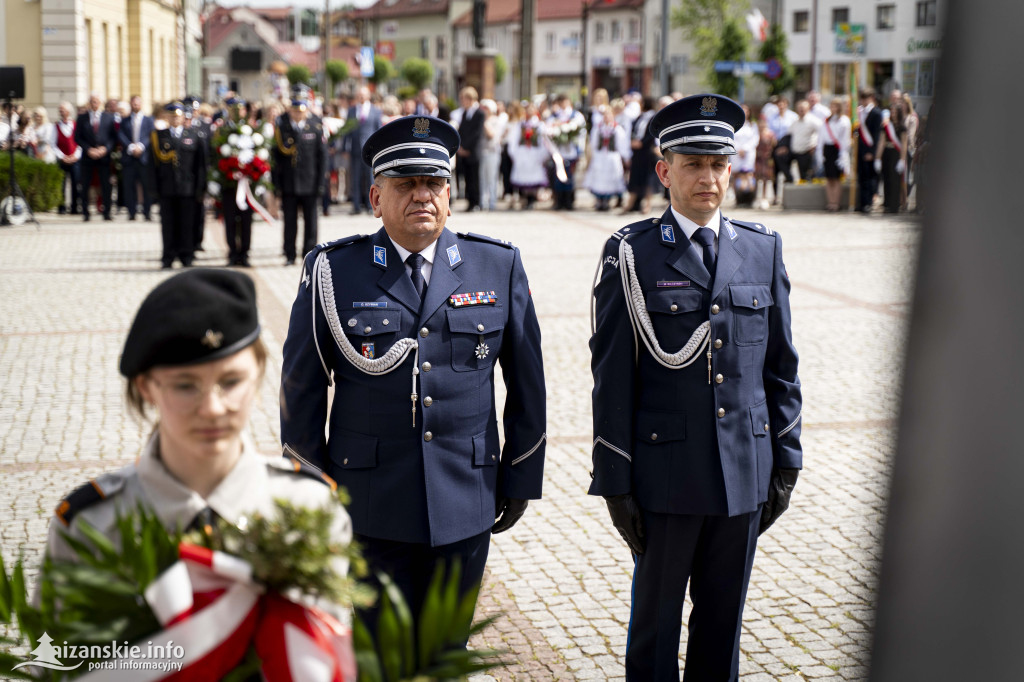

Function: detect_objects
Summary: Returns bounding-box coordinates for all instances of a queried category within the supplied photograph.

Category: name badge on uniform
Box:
[361,343,374,359]
[353,301,387,308]
[657,280,690,288]
[447,244,462,267]
[450,291,497,307]
[182,138,193,146]
[660,224,676,243]
[303,133,317,141]
[373,245,387,267]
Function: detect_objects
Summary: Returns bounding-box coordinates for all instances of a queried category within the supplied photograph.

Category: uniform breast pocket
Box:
[645,288,705,352]
[446,306,505,372]
[339,308,405,357]
[729,284,774,346]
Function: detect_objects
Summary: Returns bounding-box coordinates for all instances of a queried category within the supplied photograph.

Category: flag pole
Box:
[848,61,859,211]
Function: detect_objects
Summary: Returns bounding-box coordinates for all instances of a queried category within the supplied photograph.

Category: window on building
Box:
[917,0,936,26]
[629,18,640,41]
[832,7,850,29]
[436,36,445,60]
[595,21,605,43]
[545,32,555,54]
[569,30,581,55]
[793,10,809,33]
[877,4,896,29]
[611,20,622,42]
[300,10,318,37]
[420,37,429,59]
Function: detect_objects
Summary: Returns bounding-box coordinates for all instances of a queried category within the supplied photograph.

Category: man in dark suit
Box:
[855,87,884,214]
[75,93,117,221]
[150,102,206,268]
[589,94,802,681]
[456,86,483,211]
[272,97,327,266]
[280,115,546,631]
[185,95,212,251]
[117,95,154,221]
[344,86,383,214]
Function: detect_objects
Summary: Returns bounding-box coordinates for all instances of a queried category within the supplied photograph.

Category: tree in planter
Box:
[671,0,743,84]
[400,58,434,93]
[494,53,507,85]
[706,16,751,99]
[287,64,313,88]
[756,22,795,96]
[369,56,395,89]
[326,59,350,98]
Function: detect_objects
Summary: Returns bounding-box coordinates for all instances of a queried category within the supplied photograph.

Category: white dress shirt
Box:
[391,236,439,286]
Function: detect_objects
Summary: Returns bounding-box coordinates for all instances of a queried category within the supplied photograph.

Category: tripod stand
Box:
[1,97,40,228]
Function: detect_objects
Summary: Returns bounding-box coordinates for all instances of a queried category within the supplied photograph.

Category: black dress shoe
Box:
[83,214,91,221]
[349,208,362,215]
[103,215,112,221]
[285,257,296,266]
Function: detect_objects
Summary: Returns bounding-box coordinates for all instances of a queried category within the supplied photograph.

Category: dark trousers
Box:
[223,200,253,264]
[553,159,578,210]
[282,193,318,261]
[881,146,902,213]
[79,159,111,218]
[626,507,761,682]
[856,157,879,212]
[121,158,151,219]
[355,529,490,644]
[58,160,80,213]
[193,196,206,249]
[159,196,196,266]
[462,155,480,209]
[349,158,373,211]
[793,151,814,181]
[500,145,513,198]
[772,145,792,198]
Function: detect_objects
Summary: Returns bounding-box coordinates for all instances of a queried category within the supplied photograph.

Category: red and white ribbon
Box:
[236,176,278,226]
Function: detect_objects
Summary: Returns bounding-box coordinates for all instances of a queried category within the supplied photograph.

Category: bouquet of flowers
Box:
[208,122,275,222]
[546,115,585,147]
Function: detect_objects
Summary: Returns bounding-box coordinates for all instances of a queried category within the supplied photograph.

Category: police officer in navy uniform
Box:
[589,94,802,681]
[220,97,255,267]
[185,95,212,253]
[273,96,327,266]
[280,115,547,629]
[150,102,207,269]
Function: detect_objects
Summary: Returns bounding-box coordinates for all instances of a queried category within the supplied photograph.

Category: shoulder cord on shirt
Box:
[617,238,710,369]
[313,251,421,425]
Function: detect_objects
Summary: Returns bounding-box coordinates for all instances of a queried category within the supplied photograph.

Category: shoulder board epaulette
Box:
[611,217,661,241]
[278,449,338,492]
[313,233,370,255]
[727,218,775,236]
[457,232,514,248]
[54,476,122,527]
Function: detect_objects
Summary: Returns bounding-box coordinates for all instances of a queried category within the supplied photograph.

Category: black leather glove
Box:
[492,497,529,534]
[759,468,800,535]
[605,494,645,555]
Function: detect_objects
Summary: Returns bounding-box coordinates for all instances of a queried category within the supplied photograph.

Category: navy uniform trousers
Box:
[280,226,547,625]
[590,209,802,681]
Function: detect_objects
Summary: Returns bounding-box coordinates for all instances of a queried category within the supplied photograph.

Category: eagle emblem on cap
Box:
[413,118,430,138]
[700,96,718,117]
[201,329,224,349]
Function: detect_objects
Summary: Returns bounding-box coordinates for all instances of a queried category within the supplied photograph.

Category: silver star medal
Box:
[475,335,490,359]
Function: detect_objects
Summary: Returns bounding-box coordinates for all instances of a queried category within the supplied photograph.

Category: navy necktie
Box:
[694,227,717,278]
[407,253,426,300]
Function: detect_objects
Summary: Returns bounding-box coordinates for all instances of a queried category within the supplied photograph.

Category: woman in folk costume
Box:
[584,107,631,211]
[506,102,551,209]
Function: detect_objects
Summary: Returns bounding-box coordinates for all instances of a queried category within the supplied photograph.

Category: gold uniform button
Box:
[753,298,759,307]
[424,431,433,442]
[423,396,433,407]
[714,339,723,349]
[383,319,390,326]
[717,408,726,418]
[764,423,770,432]
[422,362,432,372]
[491,454,496,461]
[420,327,429,338]
[477,323,485,332]
[715,374,724,384]
[670,304,678,312]
[711,304,720,315]
[343,458,349,465]
[651,433,658,441]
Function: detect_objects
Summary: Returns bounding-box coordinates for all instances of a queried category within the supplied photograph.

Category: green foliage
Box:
[706,16,751,99]
[0,153,64,212]
[369,55,396,86]
[287,64,313,86]
[399,58,434,91]
[494,54,508,85]
[354,560,504,682]
[396,86,418,101]
[326,59,351,96]
[671,0,749,75]
[756,23,796,95]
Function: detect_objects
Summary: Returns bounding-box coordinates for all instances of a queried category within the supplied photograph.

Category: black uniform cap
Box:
[650,93,746,156]
[119,269,261,377]
[362,115,460,178]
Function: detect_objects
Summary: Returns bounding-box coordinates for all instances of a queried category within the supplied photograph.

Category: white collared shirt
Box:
[671,206,721,255]
[391,236,439,286]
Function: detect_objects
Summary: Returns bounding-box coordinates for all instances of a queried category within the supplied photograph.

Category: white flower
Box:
[262,123,274,137]
[207,181,220,196]
[238,149,255,166]
[255,184,266,197]
[256,148,269,161]
[240,125,253,136]
[219,144,231,156]
[252,133,264,146]
[227,133,239,146]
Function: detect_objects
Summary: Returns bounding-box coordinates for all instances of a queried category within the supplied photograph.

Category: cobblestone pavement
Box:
[0,194,918,681]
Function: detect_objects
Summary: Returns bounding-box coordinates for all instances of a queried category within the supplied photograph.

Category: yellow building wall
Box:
[5,0,44,107]
[127,0,179,108]
[80,0,128,98]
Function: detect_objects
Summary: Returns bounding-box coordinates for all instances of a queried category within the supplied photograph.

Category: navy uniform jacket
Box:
[149,127,206,198]
[589,209,802,516]
[281,226,547,546]
[273,115,327,196]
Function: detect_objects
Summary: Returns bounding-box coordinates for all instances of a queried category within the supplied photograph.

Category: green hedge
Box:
[0,153,64,212]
